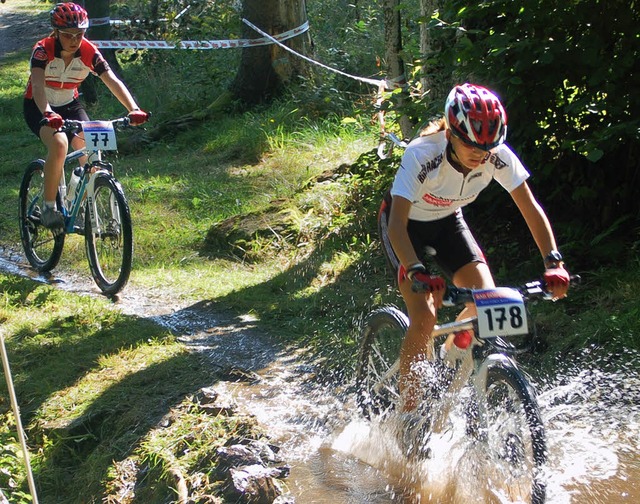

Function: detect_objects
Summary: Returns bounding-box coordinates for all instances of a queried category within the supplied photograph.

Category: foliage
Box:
[0,413,33,504]
[391,0,640,265]
[107,0,242,121]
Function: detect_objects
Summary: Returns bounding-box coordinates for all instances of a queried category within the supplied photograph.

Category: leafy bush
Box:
[409,0,640,265]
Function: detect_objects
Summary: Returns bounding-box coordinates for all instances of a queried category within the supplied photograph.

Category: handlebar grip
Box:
[540,273,581,292]
[442,285,473,306]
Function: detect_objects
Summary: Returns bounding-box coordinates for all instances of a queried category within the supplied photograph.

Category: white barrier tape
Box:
[89,16,110,27]
[92,20,309,50]
[242,18,392,90]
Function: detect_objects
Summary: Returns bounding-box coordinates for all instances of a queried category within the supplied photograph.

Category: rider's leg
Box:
[442,261,496,352]
[40,126,69,203]
[70,131,88,167]
[398,275,438,412]
[453,260,495,319]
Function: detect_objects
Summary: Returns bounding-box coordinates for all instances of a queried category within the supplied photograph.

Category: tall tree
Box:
[232,0,311,104]
[79,0,121,104]
[382,0,413,138]
[419,0,450,104]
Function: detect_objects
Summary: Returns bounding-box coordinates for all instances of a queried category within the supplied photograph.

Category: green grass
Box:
[0,24,383,503]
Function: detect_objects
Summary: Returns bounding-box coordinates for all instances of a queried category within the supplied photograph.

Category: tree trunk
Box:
[232,0,311,104]
[382,0,413,138]
[419,0,451,107]
[79,0,122,104]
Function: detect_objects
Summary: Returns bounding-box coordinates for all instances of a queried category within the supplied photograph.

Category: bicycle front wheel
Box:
[18,160,65,272]
[355,306,408,419]
[84,173,133,296]
[480,358,547,504]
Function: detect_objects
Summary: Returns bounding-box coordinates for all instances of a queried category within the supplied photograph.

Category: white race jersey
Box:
[390,131,530,221]
[25,36,110,107]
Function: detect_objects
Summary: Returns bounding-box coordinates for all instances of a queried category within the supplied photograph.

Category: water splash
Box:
[232,340,640,503]
[536,344,640,503]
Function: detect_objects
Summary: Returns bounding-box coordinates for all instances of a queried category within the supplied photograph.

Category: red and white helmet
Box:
[50,3,89,30]
[444,83,507,151]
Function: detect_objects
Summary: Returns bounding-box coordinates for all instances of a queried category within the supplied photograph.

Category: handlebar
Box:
[438,275,581,307]
[38,116,134,132]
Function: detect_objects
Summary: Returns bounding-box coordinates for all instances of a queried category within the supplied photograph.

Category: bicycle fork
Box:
[430,347,475,433]
[468,352,522,441]
[84,170,105,235]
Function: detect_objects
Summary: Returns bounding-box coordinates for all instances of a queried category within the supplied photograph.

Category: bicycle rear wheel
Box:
[84,173,133,296]
[480,359,547,504]
[355,306,408,419]
[18,160,65,272]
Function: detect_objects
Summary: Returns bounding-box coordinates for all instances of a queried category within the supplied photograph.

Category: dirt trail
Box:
[0,0,50,58]
[0,0,215,319]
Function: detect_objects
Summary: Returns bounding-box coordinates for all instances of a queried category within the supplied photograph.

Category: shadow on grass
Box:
[198,217,399,378]
[33,351,219,500]
[0,274,276,502]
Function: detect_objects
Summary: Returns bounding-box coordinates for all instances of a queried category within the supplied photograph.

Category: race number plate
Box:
[473,287,529,338]
[83,121,117,151]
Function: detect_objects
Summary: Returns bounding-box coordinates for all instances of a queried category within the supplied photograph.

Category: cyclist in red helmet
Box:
[379,83,570,417]
[23,2,149,232]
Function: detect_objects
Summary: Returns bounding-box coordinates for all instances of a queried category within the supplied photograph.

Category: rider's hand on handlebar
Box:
[407,263,446,306]
[42,111,63,130]
[543,266,570,300]
[128,109,149,126]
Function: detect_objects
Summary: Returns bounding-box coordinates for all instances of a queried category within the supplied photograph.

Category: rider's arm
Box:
[388,195,422,271]
[99,69,141,113]
[388,195,445,304]
[30,67,54,115]
[510,181,569,298]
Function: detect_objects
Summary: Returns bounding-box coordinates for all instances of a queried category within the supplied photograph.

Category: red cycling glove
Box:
[43,111,63,129]
[406,264,445,294]
[128,109,149,126]
[543,267,570,290]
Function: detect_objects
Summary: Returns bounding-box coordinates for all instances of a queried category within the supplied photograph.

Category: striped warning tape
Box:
[91,20,309,50]
[89,16,111,27]
[242,18,391,89]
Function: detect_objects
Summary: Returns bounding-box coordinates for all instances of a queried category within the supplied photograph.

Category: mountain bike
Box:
[355,277,578,504]
[18,117,134,296]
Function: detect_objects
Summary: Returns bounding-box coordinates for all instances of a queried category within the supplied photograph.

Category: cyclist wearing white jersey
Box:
[23,2,149,232]
[378,83,570,414]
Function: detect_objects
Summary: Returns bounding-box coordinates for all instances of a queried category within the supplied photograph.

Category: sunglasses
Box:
[58,30,86,41]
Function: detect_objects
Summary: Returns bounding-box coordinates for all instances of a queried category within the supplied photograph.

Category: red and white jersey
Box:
[24,36,110,107]
[391,131,530,221]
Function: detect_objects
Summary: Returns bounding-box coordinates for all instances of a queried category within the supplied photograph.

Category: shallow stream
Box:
[158,300,640,504]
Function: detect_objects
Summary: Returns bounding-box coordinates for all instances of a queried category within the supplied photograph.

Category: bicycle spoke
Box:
[356,307,407,419]
[19,161,64,271]
[85,174,132,295]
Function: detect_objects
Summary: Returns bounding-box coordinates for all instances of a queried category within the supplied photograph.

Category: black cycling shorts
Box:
[378,190,486,281]
[24,98,89,140]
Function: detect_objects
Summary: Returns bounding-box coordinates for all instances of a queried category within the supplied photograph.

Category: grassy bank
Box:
[1,2,639,502]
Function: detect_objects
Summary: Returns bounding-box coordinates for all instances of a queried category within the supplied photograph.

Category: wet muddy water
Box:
[161,300,639,504]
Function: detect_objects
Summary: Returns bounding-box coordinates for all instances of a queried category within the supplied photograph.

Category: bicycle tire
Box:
[18,160,65,272]
[480,358,547,504]
[355,306,408,419]
[84,173,133,296]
